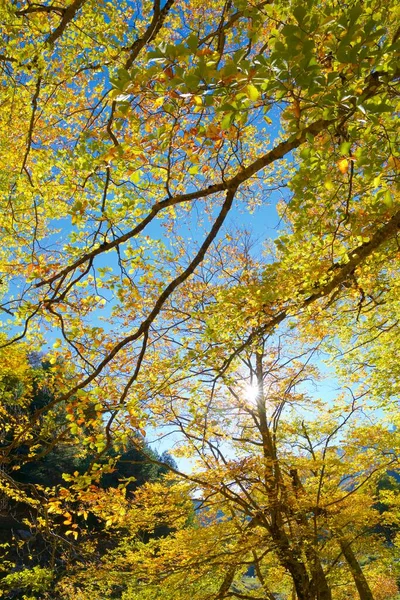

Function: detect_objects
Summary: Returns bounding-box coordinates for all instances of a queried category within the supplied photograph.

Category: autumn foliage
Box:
[0,0,400,598]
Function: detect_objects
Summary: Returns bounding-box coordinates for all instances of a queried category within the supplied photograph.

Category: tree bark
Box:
[307,547,332,600]
[339,538,375,600]
[269,523,313,600]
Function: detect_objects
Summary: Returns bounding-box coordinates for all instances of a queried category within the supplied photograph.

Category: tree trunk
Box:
[339,538,375,600]
[269,523,312,600]
[305,545,332,600]
[283,555,312,600]
[288,470,332,600]
[255,355,327,600]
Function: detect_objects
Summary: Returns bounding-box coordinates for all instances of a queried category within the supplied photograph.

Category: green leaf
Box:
[348,3,363,24]
[370,103,393,114]
[221,113,233,130]
[293,6,307,25]
[383,190,393,207]
[187,34,198,51]
[339,141,352,155]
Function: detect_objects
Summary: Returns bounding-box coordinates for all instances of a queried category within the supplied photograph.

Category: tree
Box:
[0,0,399,598]
[52,341,400,599]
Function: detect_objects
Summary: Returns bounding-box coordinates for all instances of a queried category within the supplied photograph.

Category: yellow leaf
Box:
[325,177,334,190]
[246,84,259,102]
[373,174,382,188]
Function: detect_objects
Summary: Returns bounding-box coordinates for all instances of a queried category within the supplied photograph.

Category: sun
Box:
[243,382,260,404]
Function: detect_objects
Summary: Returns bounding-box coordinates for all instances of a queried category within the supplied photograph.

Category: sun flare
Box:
[243,382,260,404]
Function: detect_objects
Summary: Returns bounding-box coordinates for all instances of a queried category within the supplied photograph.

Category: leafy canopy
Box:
[0,0,400,599]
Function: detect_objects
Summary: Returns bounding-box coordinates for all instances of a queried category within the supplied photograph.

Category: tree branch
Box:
[35,117,332,291]
[46,0,87,45]
[125,0,175,69]
[16,4,66,17]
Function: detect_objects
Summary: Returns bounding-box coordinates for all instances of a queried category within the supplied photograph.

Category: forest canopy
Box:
[0,0,400,599]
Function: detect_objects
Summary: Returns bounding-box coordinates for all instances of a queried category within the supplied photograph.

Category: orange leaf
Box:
[338,158,349,174]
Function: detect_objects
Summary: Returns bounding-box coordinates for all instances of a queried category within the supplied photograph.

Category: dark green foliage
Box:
[374,471,400,544]
[0,354,177,600]
[103,446,176,490]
